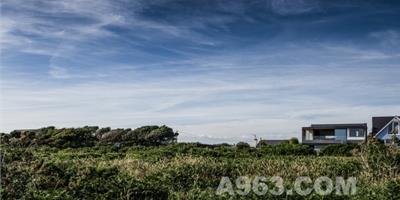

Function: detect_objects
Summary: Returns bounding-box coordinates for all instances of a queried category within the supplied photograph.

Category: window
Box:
[389,123,393,134]
[305,130,313,140]
[349,128,365,138]
[335,129,347,141]
[390,121,399,134]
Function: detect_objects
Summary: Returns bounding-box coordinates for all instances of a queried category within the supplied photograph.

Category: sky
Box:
[1,0,400,144]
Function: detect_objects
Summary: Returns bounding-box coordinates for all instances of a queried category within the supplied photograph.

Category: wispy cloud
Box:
[1,0,123,51]
[2,58,400,142]
[269,0,320,15]
[370,30,400,47]
[1,0,400,143]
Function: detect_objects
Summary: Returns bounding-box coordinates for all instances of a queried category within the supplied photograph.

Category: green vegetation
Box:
[1,125,178,148]
[1,127,400,199]
[319,144,360,156]
[235,141,250,149]
[289,137,299,144]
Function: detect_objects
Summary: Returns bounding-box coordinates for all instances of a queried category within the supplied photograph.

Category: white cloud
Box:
[0,0,221,54]
[269,0,320,15]
[370,30,400,46]
[0,17,31,47]
[48,66,71,79]
[1,0,400,143]
[2,59,399,142]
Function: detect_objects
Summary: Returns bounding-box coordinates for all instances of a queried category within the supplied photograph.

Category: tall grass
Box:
[1,143,399,199]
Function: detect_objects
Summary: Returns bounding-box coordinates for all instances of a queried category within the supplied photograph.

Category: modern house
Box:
[372,116,400,145]
[302,123,367,150]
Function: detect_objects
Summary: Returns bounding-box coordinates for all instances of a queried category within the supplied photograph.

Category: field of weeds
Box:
[1,141,400,199]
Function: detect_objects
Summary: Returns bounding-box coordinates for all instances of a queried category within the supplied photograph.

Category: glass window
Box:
[335,129,347,141]
[388,123,393,134]
[305,130,313,140]
[392,121,399,134]
[349,128,365,137]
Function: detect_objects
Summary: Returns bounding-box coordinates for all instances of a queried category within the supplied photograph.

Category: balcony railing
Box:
[312,135,336,140]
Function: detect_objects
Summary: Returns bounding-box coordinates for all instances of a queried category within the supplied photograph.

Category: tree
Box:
[0,133,10,144]
[144,125,178,145]
[289,137,299,145]
[7,130,37,147]
[120,125,178,145]
[3,125,179,148]
[50,127,98,148]
[391,134,400,146]
[256,140,268,148]
[236,142,250,149]
[99,129,127,144]
[360,135,400,182]
[95,127,111,140]
[280,140,290,144]
[123,126,159,144]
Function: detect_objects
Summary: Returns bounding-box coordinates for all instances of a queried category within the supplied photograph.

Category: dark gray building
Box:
[372,116,400,145]
[372,116,399,136]
[302,123,367,150]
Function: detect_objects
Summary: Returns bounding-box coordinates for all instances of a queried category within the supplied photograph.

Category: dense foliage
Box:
[260,143,315,156]
[289,137,299,144]
[1,129,400,199]
[1,141,399,199]
[235,142,250,149]
[1,125,178,148]
[319,144,360,156]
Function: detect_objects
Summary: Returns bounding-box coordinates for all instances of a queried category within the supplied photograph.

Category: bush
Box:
[95,127,111,140]
[0,133,10,144]
[320,144,359,156]
[236,142,250,149]
[384,180,400,200]
[2,142,397,199]
[3,125,178,148]
[49,127,98,148]
[289,137,299,145]
[99,129,127,144]
[360,135,400,182]
[144,125,178,145]
[256,140,268,148]
[260,143,315,156]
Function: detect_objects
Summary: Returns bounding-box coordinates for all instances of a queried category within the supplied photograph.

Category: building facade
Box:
[373,116,400,145]
[302,123,367,150]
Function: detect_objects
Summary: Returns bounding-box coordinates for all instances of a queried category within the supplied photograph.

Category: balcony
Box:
[303,129,347,144]
[312,135,336,140]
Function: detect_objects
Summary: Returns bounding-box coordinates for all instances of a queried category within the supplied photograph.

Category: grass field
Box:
[2,142,400,199]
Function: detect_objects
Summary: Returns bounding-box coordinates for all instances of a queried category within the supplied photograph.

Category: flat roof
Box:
[304,123,367,129]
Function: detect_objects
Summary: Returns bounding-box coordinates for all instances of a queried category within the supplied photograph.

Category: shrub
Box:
[1,142,396,199]
[95,127,111,140]
[0,133,10,144]
[144,125,178,145]
[360,135,400,182]
[320,144,359,156]
[3,125,178,148]
[256,140,268,148]
[260,143,315,156]
[390,134,400,146]
[289,137,299,145]
[384,180,400,200]
[236,142,250,149]
[49,127,98,148]
[122,125,178,146]
[99,128,127,144]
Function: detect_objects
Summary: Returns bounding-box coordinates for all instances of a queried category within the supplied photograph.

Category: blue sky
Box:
[1,0,400,144]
